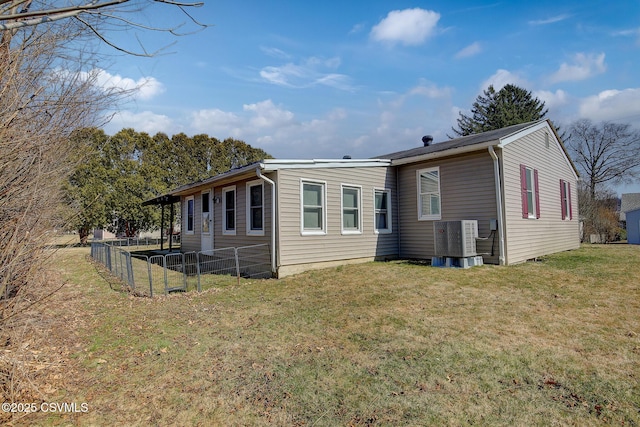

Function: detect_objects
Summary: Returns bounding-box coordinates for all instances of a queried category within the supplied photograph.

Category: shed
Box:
[626,208,640,245]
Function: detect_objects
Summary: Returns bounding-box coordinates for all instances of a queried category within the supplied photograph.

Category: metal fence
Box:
[97,235,181,248]
[90,242,272,296]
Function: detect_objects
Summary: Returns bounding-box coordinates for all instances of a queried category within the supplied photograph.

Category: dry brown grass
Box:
[2,244,639,426]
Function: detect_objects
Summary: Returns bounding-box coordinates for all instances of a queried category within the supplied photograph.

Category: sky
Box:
[97,0,640,195]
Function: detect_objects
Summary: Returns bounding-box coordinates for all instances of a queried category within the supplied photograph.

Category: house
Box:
[625,208,640,245]
[148,119,580,277]
[620,193,640,225]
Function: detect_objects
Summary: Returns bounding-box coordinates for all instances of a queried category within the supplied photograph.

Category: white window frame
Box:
[561,180,571,221]
[341,184,362,235]
[417,167,441,221]
[185,196,195,235]
[300,179,327,236]
[246,180,264,236]
[525,167,537,219]
[222,185,236,235]
[373,188,392,234]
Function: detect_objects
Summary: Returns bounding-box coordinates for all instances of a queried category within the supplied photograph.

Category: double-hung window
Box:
[374,189,392,233]
[246,181,264,235]
[520,165,540,219]
[560,179,572,220]
[417,167,441,220]
[301,180,326,235]
[222,186,236,235]
[185,196,194,234]
[341,185,362,234]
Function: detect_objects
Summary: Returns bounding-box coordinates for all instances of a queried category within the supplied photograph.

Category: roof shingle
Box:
[376,121,539,160]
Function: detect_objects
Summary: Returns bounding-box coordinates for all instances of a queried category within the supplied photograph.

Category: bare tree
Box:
[576,182,622,243]
[1,0,207,55]
[0,0,206,409]
[566,119,640,199]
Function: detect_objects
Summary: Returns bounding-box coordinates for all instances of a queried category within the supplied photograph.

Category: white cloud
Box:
[243,100,295,129]
[190,109,243,136]
[349,23,365,35]
[387,81,451,110]
[549,52,606,84]
[259,57,353,90]
[306,56,341,69]
[480,69,529,92]
[327,108,347,121]
[370,8,440,46]
[59,68,165,101]
[528,14,570,26]
[315,74,353,91]
[612,27,640,46]
[535,89,569,110]
[106,110,174,135]
[260,46,291,59]
[455,42,482,59]
[578,88,640,122]
[188,100,348,154]
[94,70,165,100]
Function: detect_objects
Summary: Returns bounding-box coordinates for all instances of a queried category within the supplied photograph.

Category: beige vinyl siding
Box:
[179,175,272,253]
[397,151,499,263]
[213,176,272,249]
[277,167,398,268]
[501,127,580,264]
[180,194,201,252]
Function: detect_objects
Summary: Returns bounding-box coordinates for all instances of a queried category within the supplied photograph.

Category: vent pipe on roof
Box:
[422,135,433,147]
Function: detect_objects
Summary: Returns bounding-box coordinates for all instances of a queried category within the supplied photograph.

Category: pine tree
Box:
[451,84,548,137]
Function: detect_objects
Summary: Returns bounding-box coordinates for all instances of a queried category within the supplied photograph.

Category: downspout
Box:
[488,146,506,265]
[256,169,277,275]
[395,166,401,258]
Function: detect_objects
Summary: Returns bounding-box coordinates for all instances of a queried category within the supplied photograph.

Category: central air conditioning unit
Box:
[433,220,478,258]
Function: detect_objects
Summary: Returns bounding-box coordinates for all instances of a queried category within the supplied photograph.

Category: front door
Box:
[201,190,213,252]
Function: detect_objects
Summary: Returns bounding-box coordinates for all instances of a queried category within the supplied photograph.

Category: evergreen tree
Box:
[451,84,548,137]
[64,129,272,242]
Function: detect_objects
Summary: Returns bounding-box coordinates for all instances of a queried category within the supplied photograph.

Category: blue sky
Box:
[98,0,640,195]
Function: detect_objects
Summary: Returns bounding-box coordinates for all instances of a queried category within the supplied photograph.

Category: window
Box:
[246,181,264,235]
[201,192,211,233]
[301,180,326,235]
[341,185,362,234]
[222,186,236,235]
[560,179,572,220]
[417,167,441,220]
[520,165,540,219]
[374,189,392,233]
[185,196,194,234]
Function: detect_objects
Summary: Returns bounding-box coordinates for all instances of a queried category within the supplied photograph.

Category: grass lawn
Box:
[8,244,640,426]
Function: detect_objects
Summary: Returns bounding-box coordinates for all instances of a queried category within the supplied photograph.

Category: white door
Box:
[201,190,213,252]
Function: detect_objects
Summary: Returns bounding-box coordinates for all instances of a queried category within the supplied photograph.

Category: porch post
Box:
[160,203,165,251]
[169,201,175,251]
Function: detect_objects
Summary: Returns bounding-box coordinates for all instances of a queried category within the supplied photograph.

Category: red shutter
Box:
[534,169,540,219]
[520,164,528,218]
[568,182,573,220]
[560,180,566,219]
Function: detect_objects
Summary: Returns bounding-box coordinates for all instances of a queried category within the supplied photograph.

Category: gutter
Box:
[488,146,506,265]
[390,140,497,166]
[256,169,277,276]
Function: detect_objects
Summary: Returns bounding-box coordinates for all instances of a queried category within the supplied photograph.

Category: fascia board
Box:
[389,140,496,166]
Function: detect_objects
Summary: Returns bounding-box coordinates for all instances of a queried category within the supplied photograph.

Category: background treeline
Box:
[63,128,272,243]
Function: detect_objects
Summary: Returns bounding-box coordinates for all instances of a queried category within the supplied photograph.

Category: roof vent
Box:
[422,135,433,147]
[343,155,352,159]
